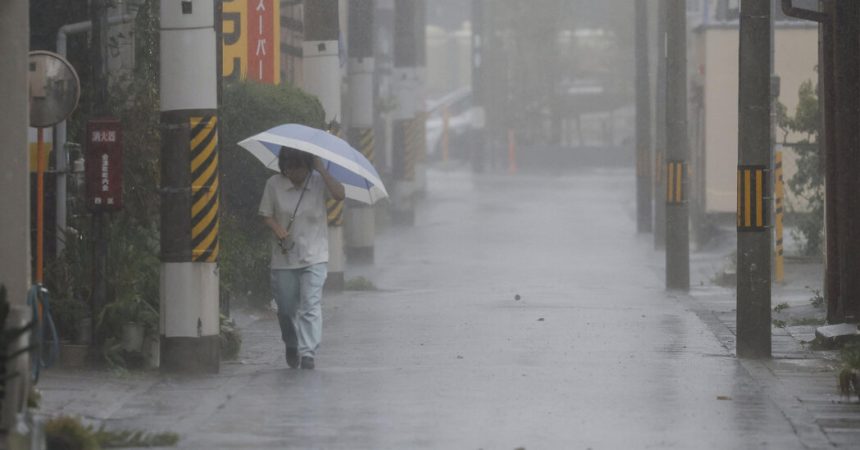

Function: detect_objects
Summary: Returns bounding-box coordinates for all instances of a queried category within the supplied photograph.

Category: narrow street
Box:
[39,166,830,449]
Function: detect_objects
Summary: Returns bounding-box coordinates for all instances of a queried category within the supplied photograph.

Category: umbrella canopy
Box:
[238,124,388,205]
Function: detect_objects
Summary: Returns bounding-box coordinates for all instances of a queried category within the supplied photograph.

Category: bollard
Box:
[507,128,517,174]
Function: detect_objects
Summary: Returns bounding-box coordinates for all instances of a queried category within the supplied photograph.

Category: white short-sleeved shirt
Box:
[258,172,329,269]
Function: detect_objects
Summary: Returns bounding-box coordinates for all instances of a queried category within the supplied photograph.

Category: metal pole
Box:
[654,0,667,249]
[665,0,689,291]
[36,128,46,284]
[391,0,419,225]
[636,0,653,233]
[159,0,222,372]
[346,0,377,264]
[0,0,31,308]
[736,0,772,358]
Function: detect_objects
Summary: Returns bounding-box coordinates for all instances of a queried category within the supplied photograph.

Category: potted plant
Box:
[98,294,158,354]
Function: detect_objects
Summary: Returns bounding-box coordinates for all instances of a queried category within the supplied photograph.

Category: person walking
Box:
[259,146,345,369]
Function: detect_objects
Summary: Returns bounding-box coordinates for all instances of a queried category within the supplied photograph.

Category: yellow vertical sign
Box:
[222,0,280,84]
[222,0,248,81]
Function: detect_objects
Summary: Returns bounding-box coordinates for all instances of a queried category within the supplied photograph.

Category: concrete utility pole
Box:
[346,0,377,264]
[303,0,346,291]
[654,0,667,249]
[0,0,30,310]
[818,2,841,323]
[820,1,840,322]
[159,0,222,372]
[375,0,395,178]
[391,0,420,225]
[832,2,860,322]
[470,0,487,173]
[736,0,772,358]
[636,0,653,234]
[414,0,428,197]
[665,0,689,291]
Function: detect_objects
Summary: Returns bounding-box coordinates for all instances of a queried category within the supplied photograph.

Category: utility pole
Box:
[414,0,428,197]
[820,1,840,322]
[391,0,419,225]
[346,0,377,264]
[833,2,860,322]
[159,0,222,372]
[736,0,772,358]
[471,0,487,173]
[0,0,30,310]
[303,0,346,290]
[375,0,395,178]
[654,0,667,249]
[665,0,689,291]
[636,0,653,233]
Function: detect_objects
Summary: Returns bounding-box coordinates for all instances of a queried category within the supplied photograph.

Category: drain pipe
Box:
[55,14,134,253]
[780,0,826,23]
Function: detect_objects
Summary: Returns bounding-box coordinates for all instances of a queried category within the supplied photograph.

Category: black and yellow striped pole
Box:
[345,0,377,264]
[736,0,772,358]
[665,0,689,291]
[159,0,221,373]
[774,150,784,283]
[391,0,419,225]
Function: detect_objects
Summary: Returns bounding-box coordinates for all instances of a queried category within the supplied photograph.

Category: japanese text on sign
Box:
[86,119,123,211]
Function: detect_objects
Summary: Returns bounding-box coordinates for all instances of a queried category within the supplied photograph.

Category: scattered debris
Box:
[807,286,825,309]
[717,395,732,401]
[773,302,789,313]
[790,317,825,327]
[815,323,860,348]
[839,369,858,401]
[537,318,545,322]
[345,277,378,291]
[514,294,521,301]
[839,344,860,401]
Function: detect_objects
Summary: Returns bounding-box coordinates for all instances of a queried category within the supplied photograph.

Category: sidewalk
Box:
[31,167,860,448]
[685,226,860,448]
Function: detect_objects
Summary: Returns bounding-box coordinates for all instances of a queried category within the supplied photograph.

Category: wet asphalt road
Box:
[43,167,815,449]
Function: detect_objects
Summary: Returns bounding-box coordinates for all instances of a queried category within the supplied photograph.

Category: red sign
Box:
[85,119,123,212]
[246,0,276,83]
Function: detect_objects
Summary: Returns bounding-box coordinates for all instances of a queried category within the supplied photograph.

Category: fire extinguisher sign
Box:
[86,119,123,212]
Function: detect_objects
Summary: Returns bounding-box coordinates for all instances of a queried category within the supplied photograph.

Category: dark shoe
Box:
[286,347,299,369]
[300,356,315,370]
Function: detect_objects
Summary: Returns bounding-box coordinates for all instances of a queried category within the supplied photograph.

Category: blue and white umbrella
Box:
[238,124,388,205]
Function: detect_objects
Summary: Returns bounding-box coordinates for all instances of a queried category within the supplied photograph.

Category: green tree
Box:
[218,81,325,307]
[778,79,822,256]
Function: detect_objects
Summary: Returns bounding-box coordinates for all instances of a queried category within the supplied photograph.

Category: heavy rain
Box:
[1,0,860,449]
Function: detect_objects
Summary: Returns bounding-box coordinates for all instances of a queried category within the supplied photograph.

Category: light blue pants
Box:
[271,263,327,358]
